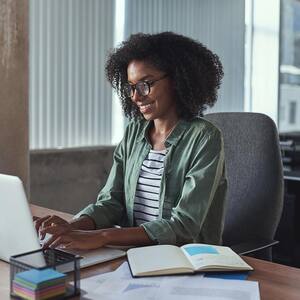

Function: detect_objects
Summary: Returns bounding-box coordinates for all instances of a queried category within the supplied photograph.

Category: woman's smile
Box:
[138,101,155,114]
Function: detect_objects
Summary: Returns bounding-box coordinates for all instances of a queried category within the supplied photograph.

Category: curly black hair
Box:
[105,31,223,119]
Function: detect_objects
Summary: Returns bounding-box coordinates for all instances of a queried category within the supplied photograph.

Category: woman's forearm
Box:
[100,226,156,247]
[70,216,155,247]
[67,217,156,249]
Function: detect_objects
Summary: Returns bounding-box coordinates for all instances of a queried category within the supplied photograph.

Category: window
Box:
[244,0,280,122]
[289,101,297,124]
[30,0,246,149]
[279,0,300,132]
[30,0,116,149]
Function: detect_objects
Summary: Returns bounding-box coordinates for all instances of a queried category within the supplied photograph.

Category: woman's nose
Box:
[131,89,141,103]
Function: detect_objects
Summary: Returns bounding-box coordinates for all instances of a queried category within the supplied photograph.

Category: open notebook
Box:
[127,244,253,277]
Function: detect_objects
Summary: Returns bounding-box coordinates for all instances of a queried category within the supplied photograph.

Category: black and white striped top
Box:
[133,149,167,226]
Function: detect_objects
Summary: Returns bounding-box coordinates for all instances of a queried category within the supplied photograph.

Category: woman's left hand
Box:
[41,229,108,250]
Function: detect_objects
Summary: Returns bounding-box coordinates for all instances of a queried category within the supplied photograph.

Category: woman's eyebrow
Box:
[128,74,154,84]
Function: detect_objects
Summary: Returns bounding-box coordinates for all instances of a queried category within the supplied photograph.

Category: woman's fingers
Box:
[62,242,75,249]
[43,231,81,250]
[35,215,69,240]
[42,234,59,249]
[47,236,66,249]
[32,216,40,222]
[35,215,50,231]
[43,235,68,249]
[42,230,103,251]
[41,229,103,251]
[40,223,71,240]
[40,224,61,235]
[44,234,75,249]
[42,216,66,231]
[35,215,51,233]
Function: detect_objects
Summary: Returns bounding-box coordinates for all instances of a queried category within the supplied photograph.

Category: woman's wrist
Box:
[98,227,155,247]
[98,229,112,246]
[69,215,96,230]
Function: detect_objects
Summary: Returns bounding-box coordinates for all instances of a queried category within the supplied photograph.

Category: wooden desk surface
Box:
[1,204,300,300]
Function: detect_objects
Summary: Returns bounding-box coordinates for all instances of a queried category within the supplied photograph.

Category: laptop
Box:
[0,174,126,269]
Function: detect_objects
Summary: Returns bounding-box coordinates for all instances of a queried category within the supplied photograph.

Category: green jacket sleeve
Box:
[74,136,126,229]
[141,129,225,245]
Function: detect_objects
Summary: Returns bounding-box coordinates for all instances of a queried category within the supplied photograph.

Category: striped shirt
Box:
[133,149,167,226]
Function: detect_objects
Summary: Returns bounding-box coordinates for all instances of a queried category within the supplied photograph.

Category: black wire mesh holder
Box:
[10,248,81,299]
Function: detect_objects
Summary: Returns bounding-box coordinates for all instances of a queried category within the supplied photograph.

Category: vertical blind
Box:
[124,0,245,114]
[30,0,114,149]
[30,0,245,149]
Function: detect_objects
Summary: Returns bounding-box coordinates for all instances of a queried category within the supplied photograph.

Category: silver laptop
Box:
[0,174,126,268]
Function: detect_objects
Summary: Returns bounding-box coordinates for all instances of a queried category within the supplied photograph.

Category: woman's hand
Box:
[35,215,155,250]
[41,229,108,250]
[35,215,72,240]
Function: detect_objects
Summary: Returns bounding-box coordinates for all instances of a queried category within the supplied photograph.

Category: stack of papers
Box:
[79,262,260,300]
[13,268,66,300]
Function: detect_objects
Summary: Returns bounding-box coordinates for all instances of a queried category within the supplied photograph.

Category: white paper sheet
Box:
[79,262,260,300]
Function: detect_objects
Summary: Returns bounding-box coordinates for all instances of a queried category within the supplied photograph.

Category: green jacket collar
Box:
[137,119,190,147]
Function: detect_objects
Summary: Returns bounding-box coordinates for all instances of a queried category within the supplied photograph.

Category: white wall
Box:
[0,0,29,193]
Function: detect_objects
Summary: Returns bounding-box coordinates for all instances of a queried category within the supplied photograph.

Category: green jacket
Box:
[76,118,227,245]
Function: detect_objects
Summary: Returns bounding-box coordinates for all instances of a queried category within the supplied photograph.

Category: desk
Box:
[1,205,300,300]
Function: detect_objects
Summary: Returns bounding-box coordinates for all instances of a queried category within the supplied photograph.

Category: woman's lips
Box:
[139,102,154,114]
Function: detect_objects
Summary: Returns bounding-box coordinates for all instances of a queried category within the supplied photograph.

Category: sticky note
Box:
[15,268,66,285]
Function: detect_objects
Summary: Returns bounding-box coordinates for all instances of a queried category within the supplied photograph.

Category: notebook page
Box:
[127,245,194,276]
[181,244,252,271]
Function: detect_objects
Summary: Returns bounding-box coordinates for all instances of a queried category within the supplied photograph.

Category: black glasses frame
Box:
[124,74,168,98]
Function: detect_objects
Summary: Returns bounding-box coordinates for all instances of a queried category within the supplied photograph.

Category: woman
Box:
[36,32,227,250]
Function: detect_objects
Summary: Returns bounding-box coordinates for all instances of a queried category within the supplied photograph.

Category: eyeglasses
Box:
[124,74,168,98]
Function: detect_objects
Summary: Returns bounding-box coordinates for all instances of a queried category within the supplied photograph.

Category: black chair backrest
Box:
[205,112,283,248]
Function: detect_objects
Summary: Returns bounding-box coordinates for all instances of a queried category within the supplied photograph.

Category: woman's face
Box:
[127,60,178,121]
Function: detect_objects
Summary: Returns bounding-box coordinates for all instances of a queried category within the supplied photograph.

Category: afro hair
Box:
[105,31,223,119]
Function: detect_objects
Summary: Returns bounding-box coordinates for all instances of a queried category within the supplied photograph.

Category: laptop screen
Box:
[0,174,41,262]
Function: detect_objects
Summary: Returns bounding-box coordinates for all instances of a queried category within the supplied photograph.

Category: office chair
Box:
[205,112,284,261]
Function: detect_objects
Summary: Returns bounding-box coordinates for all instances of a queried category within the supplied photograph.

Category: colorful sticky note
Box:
[15,268,66,286]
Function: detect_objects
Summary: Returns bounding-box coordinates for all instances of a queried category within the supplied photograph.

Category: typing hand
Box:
[41,230,108,250]
[35,215,72,240]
